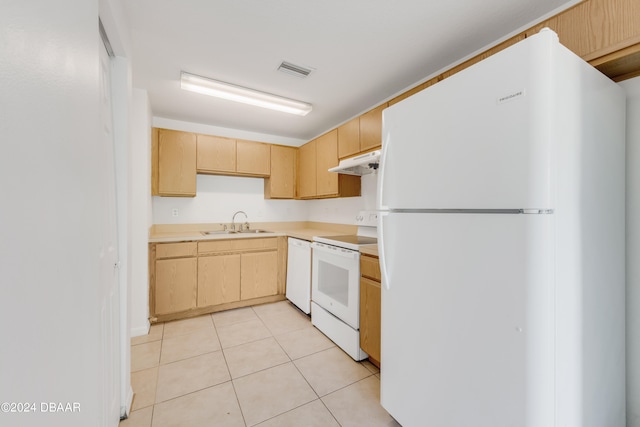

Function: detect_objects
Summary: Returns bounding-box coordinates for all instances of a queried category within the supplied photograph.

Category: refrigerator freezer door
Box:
[379,30,558,211]
[380,212,553,427]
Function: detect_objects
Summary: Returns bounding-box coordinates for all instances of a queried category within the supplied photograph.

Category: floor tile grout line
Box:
[149,404,155,427]
[243,305,327,425]
[160,324,216,340]
[277,339,338,362]
[317,374,382,427]
[320,372,376,399]
[228,359,292,381]
[212,315,262,329]
[219,333,275,351]
[290,353,321,401]
[128,303,387,426]
[212,316,248,427]
[252,398,330,427]
[152,316,229,407]
[152,379,234,406]
[158,329,222,366]
[157,347,223,367]
[318,397,344,427]
[153,330,164,406]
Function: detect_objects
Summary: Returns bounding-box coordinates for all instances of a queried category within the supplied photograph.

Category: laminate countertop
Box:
[149,221,359,244]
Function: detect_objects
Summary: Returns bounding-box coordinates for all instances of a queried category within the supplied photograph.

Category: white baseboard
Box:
[120,386,134,420]
[130,320,150,338]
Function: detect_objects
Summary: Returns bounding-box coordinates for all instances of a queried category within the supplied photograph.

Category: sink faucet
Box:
[231,211,248,231]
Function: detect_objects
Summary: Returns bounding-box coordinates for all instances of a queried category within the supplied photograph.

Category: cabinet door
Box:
[360,276,381,363]
[359,104,386,152]
[297,140,316,198]
[196,134,236,173]
[337,117,360,159]
[158,129,197,196]
[236,140,271,176]
[197,254,241,307]
[240,251,278,300]
[265,145,296,199]
[155,257,197,315]
[315,129,339,196]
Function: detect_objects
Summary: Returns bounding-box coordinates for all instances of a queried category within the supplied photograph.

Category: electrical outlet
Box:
[172,208,179,217]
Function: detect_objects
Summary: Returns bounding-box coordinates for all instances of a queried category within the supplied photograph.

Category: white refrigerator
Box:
[378,29,625,427]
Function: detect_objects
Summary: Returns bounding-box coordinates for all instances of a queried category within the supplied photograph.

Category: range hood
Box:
[328,150,381,176]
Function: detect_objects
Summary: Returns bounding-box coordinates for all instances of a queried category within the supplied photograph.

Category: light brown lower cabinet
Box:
[240,251,278,300]
[360,254,381,366]
[197,254,241,307]
[155,257,198,315]
[150,237,286,322]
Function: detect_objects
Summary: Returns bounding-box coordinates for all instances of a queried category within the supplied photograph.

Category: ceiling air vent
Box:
[277,61,314,78]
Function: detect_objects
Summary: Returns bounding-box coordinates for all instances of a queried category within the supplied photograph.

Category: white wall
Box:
[153,174,309,224]
[306,173,378,224]
[620,76,640,427]
[0,1,107,425]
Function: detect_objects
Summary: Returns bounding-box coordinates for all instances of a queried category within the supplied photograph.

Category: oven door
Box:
[311,242,361,329]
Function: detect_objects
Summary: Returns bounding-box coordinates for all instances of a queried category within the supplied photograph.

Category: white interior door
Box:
[379,211,554,427]
[99,37,121,427]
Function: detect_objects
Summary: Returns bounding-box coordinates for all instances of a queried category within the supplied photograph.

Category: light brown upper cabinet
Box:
[196,135,236,174]
[154,128,197,197]
[316,130,340,196]
[297,139,317,199]
[297,131,361,199]
[265,145,296,199]
[337,104,387,160]
[236,140,270,176]
[359,104,386,152]
[337,117,360,159]
[197,135,270,177]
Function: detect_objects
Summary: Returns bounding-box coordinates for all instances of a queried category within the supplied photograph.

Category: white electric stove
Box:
[310,211,378,360]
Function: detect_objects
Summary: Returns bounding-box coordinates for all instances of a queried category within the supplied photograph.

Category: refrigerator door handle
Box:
[377,127,390,211]
[378,211,391,290]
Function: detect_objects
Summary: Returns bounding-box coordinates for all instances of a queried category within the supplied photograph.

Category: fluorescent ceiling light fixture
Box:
[180,71,312,116]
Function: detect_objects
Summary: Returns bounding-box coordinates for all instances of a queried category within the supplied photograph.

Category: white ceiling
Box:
[124,0,578,143]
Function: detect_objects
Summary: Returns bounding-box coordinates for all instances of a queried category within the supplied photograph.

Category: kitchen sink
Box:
[201,230,237,235]
[201,229,273,235]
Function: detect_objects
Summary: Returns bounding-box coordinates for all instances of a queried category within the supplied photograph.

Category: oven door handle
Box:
[311,242,360,260]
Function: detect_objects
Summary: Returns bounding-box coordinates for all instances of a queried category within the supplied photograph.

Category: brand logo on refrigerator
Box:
[497,89,526,105]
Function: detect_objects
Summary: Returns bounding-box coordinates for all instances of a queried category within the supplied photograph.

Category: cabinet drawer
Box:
[198,237,278,254]
[360,254,381,281]
[156,242,197,259]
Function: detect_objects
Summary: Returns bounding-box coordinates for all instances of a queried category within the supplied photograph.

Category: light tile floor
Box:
[121,301,400,427]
